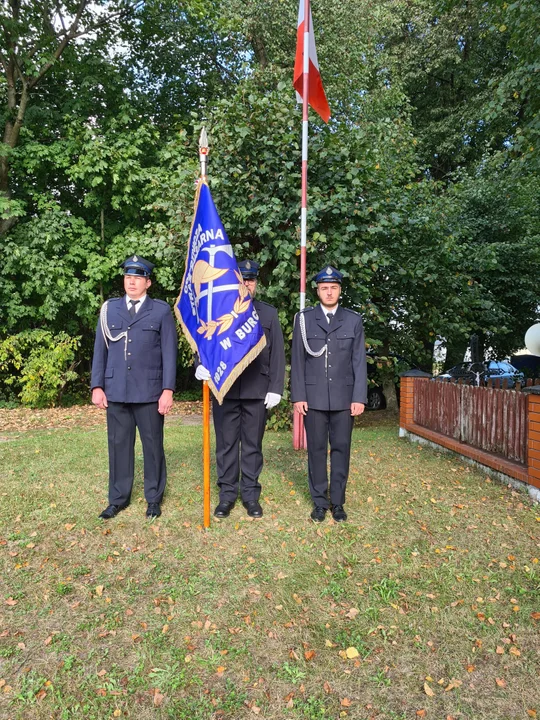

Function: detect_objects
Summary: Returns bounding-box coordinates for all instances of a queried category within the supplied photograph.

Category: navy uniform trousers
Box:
[106,402,166,506]
[304,408,354,508]
[212,398,268,504]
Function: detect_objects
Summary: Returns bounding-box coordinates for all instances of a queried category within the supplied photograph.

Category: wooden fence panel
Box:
[414,380,461,439]
[413,380,528,465]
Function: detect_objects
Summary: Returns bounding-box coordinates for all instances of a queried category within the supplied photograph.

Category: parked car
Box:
[366,352,419,410]
[435,360,524,387]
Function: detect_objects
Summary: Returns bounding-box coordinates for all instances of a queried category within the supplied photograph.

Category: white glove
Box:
[195,365,211,381]
[264,392,281,410]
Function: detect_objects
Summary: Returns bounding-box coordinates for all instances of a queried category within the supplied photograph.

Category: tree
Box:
[0,0,140,234]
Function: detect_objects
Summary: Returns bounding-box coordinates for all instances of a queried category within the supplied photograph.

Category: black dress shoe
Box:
[310,506,327,523]
[146,502,162,518]
[332,505,347,522]
[99,503,128,520]
[214,501,235,518]
[243,501,263,518]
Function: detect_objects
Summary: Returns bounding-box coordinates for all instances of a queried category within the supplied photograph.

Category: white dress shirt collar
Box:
[126,294,147,312]
[320,303,338,321]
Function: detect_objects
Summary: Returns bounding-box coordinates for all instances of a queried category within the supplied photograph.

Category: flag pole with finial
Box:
[199,127,211,528]
[293,0,311,450]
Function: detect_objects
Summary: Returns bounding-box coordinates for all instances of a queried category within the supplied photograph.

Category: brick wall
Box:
[527,394,540,489]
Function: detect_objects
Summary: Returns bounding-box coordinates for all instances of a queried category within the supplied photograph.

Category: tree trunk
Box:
[382,379,399,414]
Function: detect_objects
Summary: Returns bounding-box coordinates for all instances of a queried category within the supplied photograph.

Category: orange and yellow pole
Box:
[202,382,211,528]
[199,128,212,528]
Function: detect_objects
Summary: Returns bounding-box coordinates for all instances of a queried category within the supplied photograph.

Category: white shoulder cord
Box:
[298,311,328,373]
[100,300,128,360]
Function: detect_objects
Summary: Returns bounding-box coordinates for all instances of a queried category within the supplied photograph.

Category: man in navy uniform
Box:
[91,255,178,519]
[195,260,286,519]
[291,266,367,523]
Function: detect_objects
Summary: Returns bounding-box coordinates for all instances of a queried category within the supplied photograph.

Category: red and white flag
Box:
[293,0,331,123]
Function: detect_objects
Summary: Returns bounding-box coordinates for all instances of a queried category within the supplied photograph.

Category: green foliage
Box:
[0,330,80,408]
[0,0,538,397]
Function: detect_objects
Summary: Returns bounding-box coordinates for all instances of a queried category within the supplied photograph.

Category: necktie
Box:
[129,299,140,318]
[327,312,333,324]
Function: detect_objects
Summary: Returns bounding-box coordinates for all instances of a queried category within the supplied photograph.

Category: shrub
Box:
[0,330,81,407]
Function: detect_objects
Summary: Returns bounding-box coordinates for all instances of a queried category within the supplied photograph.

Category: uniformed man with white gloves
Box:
[195,260,286,519]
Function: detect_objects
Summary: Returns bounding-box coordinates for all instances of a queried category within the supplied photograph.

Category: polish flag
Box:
[293,0,331,123]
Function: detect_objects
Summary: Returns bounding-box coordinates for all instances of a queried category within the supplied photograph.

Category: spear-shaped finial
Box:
[199,127,209,179]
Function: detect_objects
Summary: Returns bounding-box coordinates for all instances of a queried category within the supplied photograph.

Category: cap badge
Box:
[326,266,332,275]
[246,261,251,269]
[133,255,138,262]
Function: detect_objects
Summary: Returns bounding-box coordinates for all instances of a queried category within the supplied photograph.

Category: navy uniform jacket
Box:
[290,304,368,411]
[225,299,286,400]
[91,296,178,403]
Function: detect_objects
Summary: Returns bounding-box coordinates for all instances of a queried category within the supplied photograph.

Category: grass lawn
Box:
[0,410,539,720]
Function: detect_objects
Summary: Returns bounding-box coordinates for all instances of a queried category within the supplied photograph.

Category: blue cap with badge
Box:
[121,255,155,277]
[312,265,343,284]
[238,259,260,280]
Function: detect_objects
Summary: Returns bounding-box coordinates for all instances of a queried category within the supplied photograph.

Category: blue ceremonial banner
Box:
[176,180,266,404]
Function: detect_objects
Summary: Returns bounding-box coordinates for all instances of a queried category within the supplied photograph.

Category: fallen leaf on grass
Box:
[113,711,121,718]
[35,689,47,701]
[345,608,359,619]
[531,612,540,621]
[345,647,359,659]
[323,681,332,694]
[495,678,506,688]
[466,665,475,672]
[4,598,17,606]
[304,650,316,661]
[496,646,505,654]
[424,682,435,697]
[95,585,104,597]
[527,711,537,718]
[444,679,462,692]
[416,711,426,718]
[153,689,165,707]
[340,698,352,707]
[509,647,521,656]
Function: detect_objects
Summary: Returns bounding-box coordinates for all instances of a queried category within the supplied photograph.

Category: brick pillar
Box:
[527,391,540,489]
[399,376,415,436]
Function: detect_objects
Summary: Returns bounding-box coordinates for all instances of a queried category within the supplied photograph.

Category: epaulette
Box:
[254,299,276,310]
[342,307,361,317]
[294,306,315,320]
[153,298,172,307]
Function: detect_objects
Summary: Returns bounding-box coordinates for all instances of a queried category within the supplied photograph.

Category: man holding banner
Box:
[177,177,284,520]
[198,260,285,519]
